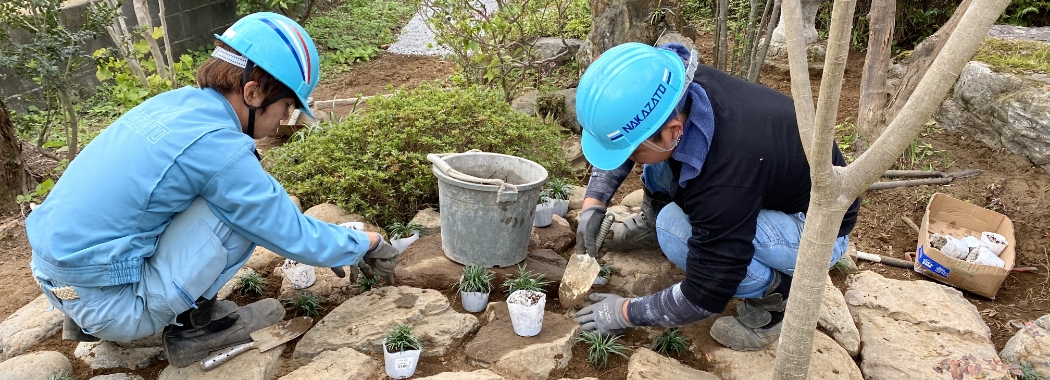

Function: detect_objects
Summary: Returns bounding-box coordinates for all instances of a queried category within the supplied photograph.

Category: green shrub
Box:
[269,83,573,227]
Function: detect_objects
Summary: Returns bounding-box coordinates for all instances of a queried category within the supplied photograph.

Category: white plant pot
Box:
[534,203,554,228]
[383,338,421,379]
[551,199,569,217]
[593,276,608,285]
[460,291,489,313]
[280,259,316,289]
[506,290,546,337]
[391,232,420,253]
[980,231,1008,256]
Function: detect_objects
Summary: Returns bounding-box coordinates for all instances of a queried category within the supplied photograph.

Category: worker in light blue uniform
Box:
[25,12,401,367]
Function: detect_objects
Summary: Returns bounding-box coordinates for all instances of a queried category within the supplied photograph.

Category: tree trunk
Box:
[855,0,894,150]
[58,87,78,161]
[772,0,1012,378]
[133,0,169,80]
[0,99,32,210]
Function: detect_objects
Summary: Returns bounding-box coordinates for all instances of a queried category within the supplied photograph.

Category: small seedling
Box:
[454,264,495,293]
[650,328,689,356]
[831,255,855,275]
[357,273,382,293]
[237,272,268,295]
[384,323,423,353]
[286,292,325,318]
[49,374,78,380]
[598,264,615,279]
[544,177,572,200]
[502,264,552,293]
[387,221,423,240]
[577,330,630,369]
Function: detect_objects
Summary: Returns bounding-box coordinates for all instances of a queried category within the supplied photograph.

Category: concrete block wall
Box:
[1,0,237,113]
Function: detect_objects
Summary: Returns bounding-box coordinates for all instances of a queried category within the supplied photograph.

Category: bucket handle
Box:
[427,152,519,202]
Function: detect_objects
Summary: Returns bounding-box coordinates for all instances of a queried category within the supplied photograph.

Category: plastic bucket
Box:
[431,152,548,267]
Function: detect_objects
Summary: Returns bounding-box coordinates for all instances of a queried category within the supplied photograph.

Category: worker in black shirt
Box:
[571,42,859,351]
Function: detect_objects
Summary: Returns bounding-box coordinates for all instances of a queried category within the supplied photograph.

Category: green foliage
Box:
[237,0,316,24]
[974,39,1050,74]
[834,118,859,164]
[238,272,269,295]
[455,264,496,293]
[894,123,952,171]
[1016,362,1047,380]
[650,328,689,357]
[268,83,573,227]
[305,0,414,72]
[502,264,552,293]
[999,0,1050,27]
[598,263,615,279]
[387,221,423,240]
[424,0,590,101]
[544,177,572,200]
[384,323,423,353]
[286,292,325,317]
[356,273,382,292]
[16,179,55,205]
[577,330,630,369]
[92,34,198,112]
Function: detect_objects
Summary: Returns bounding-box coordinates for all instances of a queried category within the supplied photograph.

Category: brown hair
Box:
[196,41,291,113]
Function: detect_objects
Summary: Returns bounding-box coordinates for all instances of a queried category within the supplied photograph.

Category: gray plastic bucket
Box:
[430,151,548,267]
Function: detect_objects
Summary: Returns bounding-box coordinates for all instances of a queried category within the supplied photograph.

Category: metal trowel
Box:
[559,215,615,309]
[200,316,313,371]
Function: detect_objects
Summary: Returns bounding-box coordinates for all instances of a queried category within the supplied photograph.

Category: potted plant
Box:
[454,264,495,312]
[544,177,572,217]
[383,323,424,379]
[502,264,552,337]
[593,263,615,285]
[387,221,423,253]
[534,190,554,227]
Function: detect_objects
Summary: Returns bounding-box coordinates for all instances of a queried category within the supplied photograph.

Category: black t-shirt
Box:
[672,65,860,313]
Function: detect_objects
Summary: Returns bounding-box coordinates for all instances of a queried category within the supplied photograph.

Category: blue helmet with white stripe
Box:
[576,43,687,170]
[216,12,320,118]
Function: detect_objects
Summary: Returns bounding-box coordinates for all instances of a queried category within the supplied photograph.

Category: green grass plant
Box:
[356,273,382,293]
[238,272,269,295]
[387,221,423,240]
[598,263,615,279]
[455,264,496,293]
[650,328,689,357]
[502,264,552,293]
[544,177,573,200]
[384,323,423,353]
[831,255,856,276]
[577,330,630,369]
[286,292,325,317]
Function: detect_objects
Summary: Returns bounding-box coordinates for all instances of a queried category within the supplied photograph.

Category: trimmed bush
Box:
[269,83,572,227]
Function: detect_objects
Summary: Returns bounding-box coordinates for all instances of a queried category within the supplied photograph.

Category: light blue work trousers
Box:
[35,197,252,342]
[643,162,849,298]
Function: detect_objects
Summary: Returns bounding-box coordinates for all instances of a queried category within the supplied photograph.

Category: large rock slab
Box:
[0,294,64,361]
[303,203,383,235]
[819,275,861,357]
[74,340,164,370]
[619,189,644,208]
[845,271,999,380]
[936,60,1050,173]
[157,344,283,380]
[681,316,861,380]
[999,314,1050,377]
[394,234,566,293]
[417,369,505,379]
[294,286,478,361]
[627,347,719,379]
[411,207,442,238]
[275,263,356,305]
[531,37,582,65]
[529,215,574,253]
[244,246,281,272]
[576,0,695,69]
[464,302,577,380]
[278,347,376,380]
[0,350,72,380]
[601,249,685,297]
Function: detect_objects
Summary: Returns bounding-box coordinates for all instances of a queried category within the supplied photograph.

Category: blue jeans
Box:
[642,162,849,299]
[35,197,253,342]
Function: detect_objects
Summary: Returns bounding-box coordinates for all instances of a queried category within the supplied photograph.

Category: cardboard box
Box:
[914,193,1016,299]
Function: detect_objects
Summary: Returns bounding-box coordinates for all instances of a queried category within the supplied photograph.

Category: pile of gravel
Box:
[386,0,499,56]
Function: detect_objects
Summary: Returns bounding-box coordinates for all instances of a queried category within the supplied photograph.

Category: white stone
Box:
[279,347,376,380]
[627,347,719,380]
[157,344,283,380]
[416,369,504,380]
[0,295,64,361]
[0,351,72,380]
[75,340,163,370]
[819,275,861,357]
[277,262,356,305]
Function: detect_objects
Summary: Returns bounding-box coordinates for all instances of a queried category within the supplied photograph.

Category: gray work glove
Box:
[573,293,633,336]
[575,205,608,258]
[364,239,399,279]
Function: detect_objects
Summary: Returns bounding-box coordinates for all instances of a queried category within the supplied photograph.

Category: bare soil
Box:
[3,39,1048,380]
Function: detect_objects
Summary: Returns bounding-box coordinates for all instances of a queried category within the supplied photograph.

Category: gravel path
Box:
[987,25,1050,44]
[387,0,499,56]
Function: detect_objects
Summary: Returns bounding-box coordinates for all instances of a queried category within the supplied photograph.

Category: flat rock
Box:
[567,185,587,211]
[244,246,281,272]
[999,314,1050,377]
[411,207,442,237]
[845,271,999,380]
[294,286,478,361]
[529,215,574,253]
[605,205,635,222]
[276,263,356,305]
[530,37,582,65]
[217,267,257,300]
[0,294,64,361]
[278,347,376,380]
[601,249,685,297]
[619,189,644,208]
[303,203,383,235]
[818,275,861,357]
[627,347,719,380]
[157,344,283,380]
[90,374,144,380]
[464,302,577,380]
[0,351,72,380]
[394,233,566,293]
[681,316,861,380]
[417,369,505,379]
[74,340,163,370]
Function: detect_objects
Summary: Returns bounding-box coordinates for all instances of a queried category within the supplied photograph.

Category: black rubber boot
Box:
[62,315,100,342]
[163,298,284,367]
[605,187,672,250]
[709,272,792,351]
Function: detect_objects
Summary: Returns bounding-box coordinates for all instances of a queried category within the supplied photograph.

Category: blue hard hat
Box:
[576,42,687,170]
[216,12,320,118]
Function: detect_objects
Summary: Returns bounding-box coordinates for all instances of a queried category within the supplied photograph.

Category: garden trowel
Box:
[559,214,615,309]
[200,316,313,371]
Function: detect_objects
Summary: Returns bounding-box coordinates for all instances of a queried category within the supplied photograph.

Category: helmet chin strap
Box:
[240,60,293,140]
